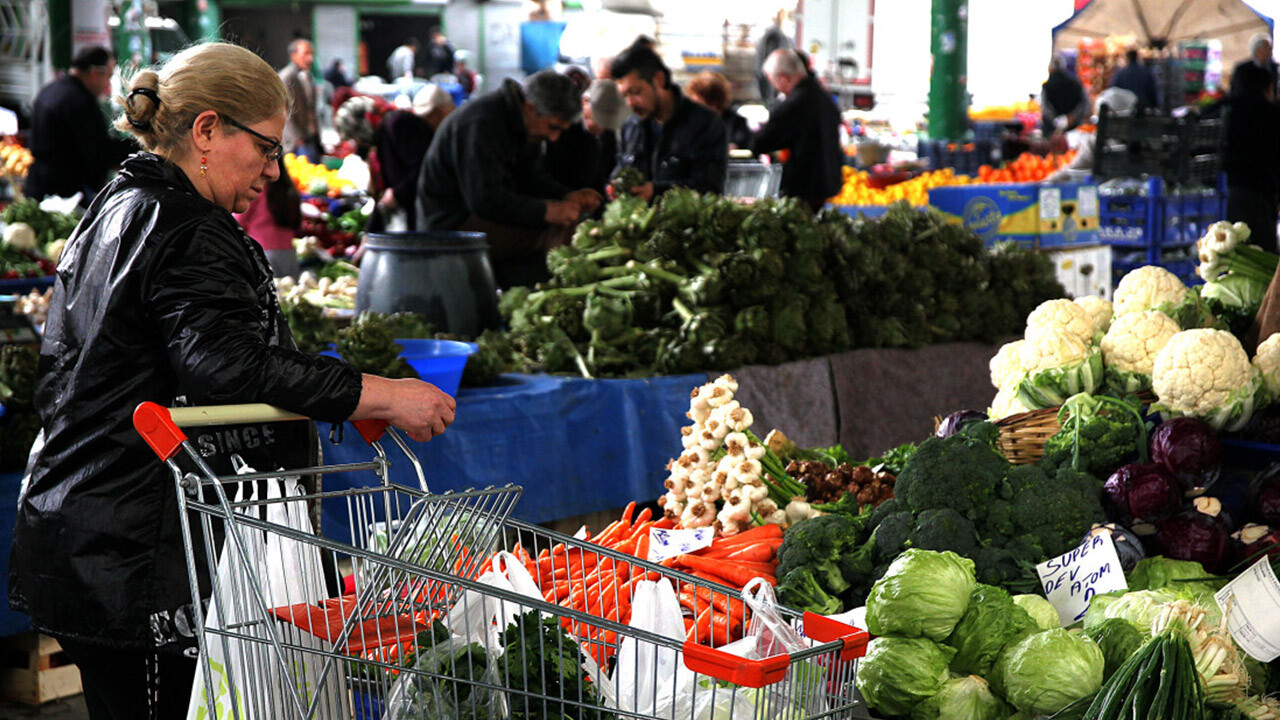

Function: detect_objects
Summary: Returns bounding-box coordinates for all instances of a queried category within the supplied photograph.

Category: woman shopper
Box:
[234,157,302,277]
[8,42,456,720]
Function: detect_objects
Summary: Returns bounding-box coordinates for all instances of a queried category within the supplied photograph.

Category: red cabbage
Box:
[1149,418,1222,497]
[1231,523,1280,568]
[1103,464,1183,535]
[936,410,988,439]
[1249,463,1280,528]
[1082,522,1147,572]
[1155,506,1231,574]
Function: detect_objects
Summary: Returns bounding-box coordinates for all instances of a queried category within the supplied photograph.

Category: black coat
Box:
[10,153,362,647]
[544,124,617,196]
[24,75,133,201]
[1111,63,1159,108]
[378,109,433,227]
[616,85,728,195]
[750,75,843,203]
[1225,95,1280,196]
[417,79,571,231]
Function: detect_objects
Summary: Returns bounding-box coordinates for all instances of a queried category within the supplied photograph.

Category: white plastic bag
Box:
[445,551,544,651]
[734,578,828,720]
[612,579,687,717]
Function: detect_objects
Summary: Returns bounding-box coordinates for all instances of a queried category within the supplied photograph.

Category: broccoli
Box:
[909,509,981,557]
[871,511,914,563]
[1037,393,1148,479]
[1007,464,1106,558]
[893,425,1008,520]
[775,513,867,614]
[866,498,903,532]
[776,567,844,616]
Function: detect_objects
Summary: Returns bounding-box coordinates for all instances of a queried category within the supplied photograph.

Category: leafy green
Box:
[1037,392,1149,479]
[992,629,1104,716]
[498,611,613,720]
[856,636,956,717]
[1083,617,1144,681]
[866,549,977,641]
[910,675,1010,720]
[944,583,1039,677]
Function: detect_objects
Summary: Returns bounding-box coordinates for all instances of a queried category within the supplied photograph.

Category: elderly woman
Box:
[9,42,456,719]
[686,70,754,149]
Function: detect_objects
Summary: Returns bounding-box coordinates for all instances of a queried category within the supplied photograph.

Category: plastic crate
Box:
[1098,176,1225,282]
[916,139,995,176]
[1094,106,1227,187]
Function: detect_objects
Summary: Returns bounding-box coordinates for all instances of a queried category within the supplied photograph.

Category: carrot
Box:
[628,509,653,539]
[701,543,777,563]
[593,520,625,547]
[612,538,637,557]
[653,517,675,530]
[621,501,637,529]
[687,606,714,644]
[707,524,783,548]
[635,532,651,561]
[679,555,777,588]
[686,585,747,628]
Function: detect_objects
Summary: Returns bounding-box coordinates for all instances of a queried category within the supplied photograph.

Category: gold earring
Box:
[200,155,208,178]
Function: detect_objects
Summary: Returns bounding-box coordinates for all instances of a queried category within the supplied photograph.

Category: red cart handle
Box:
[133,402,390,460]
[680,612,869,688]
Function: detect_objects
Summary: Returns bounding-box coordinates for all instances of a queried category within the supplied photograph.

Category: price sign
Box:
[1036,533,1129,626]
[647,527,715,563]
[1216,557,1280,662]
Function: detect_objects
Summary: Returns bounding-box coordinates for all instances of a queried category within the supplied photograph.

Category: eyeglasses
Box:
[222,116,284,163]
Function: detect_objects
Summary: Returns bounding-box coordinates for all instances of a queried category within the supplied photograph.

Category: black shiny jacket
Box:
[10,153,363,647]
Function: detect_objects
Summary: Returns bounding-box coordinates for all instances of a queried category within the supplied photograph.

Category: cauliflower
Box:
[990,385,1035,420]
[1025,298,1097,345]
[1114,266,1188,317]
[990,340,1027,390]
[1253,333,1280,399]
[1074,295,1114,335]
[1016,327,1104,408]
[1153,328,1268,432]
[3,222,37,251]
[1100,310,1181,393]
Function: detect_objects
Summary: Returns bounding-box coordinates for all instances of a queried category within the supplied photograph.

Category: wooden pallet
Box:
[0,632,82,705]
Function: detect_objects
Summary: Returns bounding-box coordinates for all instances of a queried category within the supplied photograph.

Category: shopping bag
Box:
[260,472,346,718]
[446,551,544,651]
[611,578,687,718]
[187,459,345,720]
[730,578,828,719]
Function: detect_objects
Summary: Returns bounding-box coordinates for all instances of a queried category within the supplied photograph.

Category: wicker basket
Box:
[995,407,1062,465]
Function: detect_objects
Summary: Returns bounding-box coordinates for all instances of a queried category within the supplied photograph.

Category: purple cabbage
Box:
[1249,463,1280,528]
[1082,522,1147,572]
[1155,503,1231,574]
[1149,418,1222,497]
[936,410,988,439]
[1103,463,1183,535]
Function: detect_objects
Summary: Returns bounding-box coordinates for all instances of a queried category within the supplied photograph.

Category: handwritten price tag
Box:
[1036,533,1128,627]
[647,527,715,563]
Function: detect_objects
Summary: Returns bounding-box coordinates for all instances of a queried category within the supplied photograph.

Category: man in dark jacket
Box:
[1111,49,1159,109]
[1231,33,1279,101]
[1224,66,1280,254]
[1041,55,1090,132]
[751,49,843,209]
[610,44,728,201]
[417,70,602,288]
[24,46,132,202]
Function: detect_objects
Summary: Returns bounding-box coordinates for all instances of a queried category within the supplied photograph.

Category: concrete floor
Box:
[0,695,87,720]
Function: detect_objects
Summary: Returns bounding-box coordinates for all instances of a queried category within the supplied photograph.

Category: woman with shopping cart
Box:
[9,42,457,720]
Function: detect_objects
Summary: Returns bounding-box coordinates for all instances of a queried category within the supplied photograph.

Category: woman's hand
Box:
[353,375,457,441]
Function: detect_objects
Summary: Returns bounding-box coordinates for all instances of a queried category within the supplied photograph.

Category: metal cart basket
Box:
[133,402,869,720]
[724,161,784,200]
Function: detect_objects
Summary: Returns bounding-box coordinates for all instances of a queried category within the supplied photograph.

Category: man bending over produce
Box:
[416,70,602,289]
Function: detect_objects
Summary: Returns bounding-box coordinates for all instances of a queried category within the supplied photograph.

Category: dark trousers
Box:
[1227,184,1279,255]
[56,638,197,720]
[458,214,573,289]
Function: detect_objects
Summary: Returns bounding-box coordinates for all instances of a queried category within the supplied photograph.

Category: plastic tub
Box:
[395,339,478,397]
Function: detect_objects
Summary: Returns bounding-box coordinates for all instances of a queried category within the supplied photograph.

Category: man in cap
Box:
[545,77,628,196]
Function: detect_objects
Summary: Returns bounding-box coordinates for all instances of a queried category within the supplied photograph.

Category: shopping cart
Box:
[134,402,870,720]
[724,161,784,200]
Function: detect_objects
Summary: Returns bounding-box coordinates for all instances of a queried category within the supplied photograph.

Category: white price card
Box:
[1036,533,1129,627]
[648,527,715,563]
[1040,187,1062,221]
[1078,186,1099,218]
[1215,557,1280,662]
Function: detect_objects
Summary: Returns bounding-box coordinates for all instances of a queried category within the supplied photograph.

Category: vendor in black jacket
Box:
[24,46,133,202]
[751,49,843,209]
[610,44,727,201]
[417,71,602,288]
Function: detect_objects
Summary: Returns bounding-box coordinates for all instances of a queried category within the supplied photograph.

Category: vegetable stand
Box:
[133,402,871,720]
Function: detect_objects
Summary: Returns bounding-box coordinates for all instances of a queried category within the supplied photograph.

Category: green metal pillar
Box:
[48,0,72,70]
[928,0,968,141]
[188,0,222,42]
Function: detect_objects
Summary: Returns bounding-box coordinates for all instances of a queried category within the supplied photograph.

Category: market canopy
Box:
[1052,0,1273,69]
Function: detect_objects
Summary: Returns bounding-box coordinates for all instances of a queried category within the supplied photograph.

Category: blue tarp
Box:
[317,372,705,540]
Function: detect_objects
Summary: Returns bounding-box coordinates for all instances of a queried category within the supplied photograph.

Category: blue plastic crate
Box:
[1099,176,1225,279]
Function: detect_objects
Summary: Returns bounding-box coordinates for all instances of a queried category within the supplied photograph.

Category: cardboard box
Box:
[1038,184,1100,246]
[928,183,1042,246]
